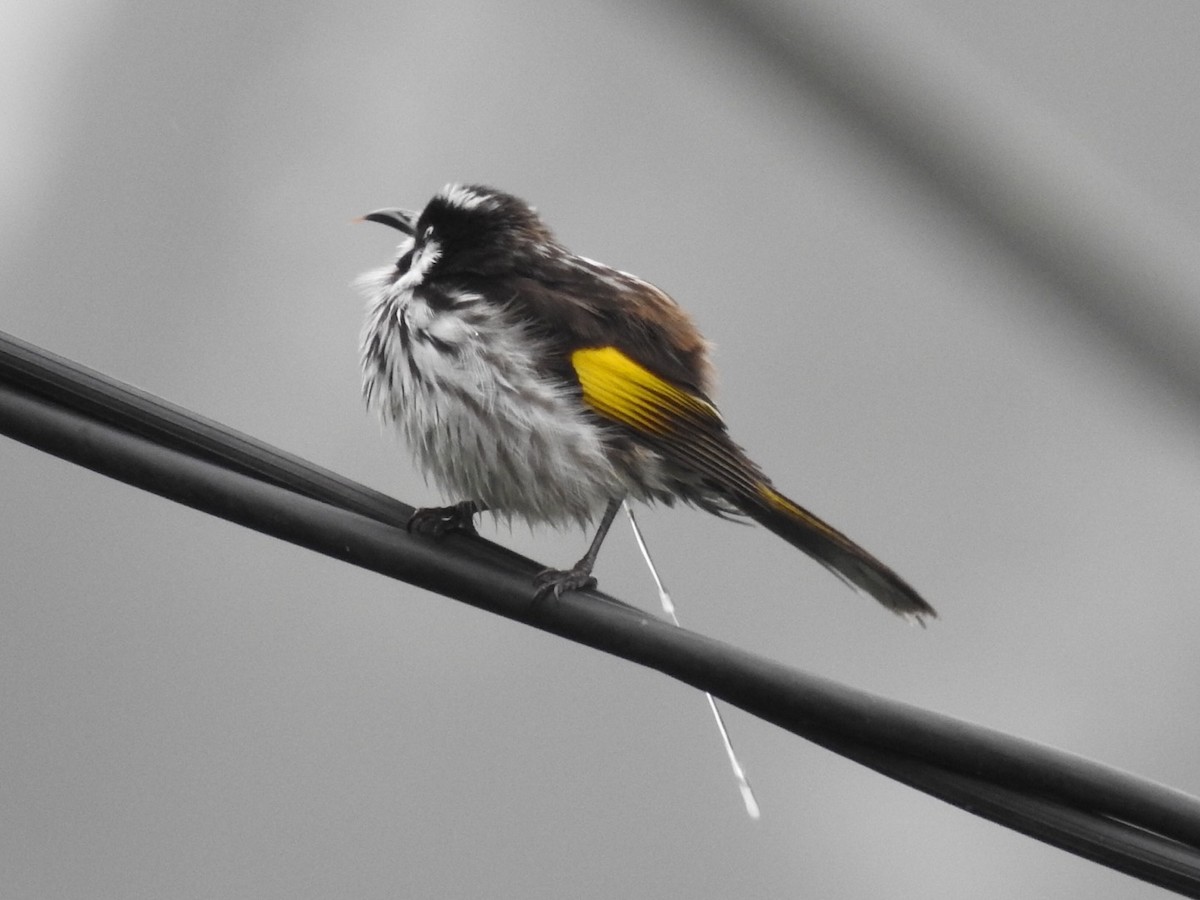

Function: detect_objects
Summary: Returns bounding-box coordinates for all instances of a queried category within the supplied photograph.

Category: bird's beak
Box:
[359,208,418,235]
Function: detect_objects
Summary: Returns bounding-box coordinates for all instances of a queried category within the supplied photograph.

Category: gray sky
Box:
[3,2,1200,897]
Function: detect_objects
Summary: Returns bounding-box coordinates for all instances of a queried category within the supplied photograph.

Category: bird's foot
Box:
[406,501,480,538]
[532,564,598,600]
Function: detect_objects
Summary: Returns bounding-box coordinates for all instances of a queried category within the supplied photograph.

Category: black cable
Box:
[0,330,534,576]
[0,330,412,522]
[3,329,1200,896]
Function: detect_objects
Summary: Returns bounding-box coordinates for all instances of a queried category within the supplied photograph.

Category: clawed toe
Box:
[532,567,598,600]
[407,501,479,538]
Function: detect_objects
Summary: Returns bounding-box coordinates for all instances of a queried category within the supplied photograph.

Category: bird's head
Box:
[363,184,559,282]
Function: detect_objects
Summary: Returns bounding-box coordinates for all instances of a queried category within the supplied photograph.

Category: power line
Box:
[4,327,1200,895]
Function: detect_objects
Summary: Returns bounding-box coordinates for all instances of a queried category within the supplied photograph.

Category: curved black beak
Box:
[360,208,417,235]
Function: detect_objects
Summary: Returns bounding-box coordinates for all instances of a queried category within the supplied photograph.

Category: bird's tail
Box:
[739,482,935,622]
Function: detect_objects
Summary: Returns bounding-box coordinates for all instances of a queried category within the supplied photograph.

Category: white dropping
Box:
[623,502,761,820]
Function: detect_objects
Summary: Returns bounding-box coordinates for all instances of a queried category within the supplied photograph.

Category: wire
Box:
[0,331,536,578]
[3,328,1200,896]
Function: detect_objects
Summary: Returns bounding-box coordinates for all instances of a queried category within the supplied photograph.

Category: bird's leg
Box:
[407,500,486,538]
[533,497,623,599]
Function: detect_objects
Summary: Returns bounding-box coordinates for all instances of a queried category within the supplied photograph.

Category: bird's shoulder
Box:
[495,253,718,403]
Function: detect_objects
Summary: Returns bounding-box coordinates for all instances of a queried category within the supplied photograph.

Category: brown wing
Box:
[503,257,715,400]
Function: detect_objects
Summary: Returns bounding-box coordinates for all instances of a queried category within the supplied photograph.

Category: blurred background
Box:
[3,1,1200,897]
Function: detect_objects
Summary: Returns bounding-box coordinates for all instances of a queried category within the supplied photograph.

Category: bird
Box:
[358,183,934,622]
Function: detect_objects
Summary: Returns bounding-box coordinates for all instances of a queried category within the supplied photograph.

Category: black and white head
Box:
[363,184,561,286]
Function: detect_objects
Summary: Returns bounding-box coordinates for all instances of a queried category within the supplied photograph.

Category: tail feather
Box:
[741,483,935,622]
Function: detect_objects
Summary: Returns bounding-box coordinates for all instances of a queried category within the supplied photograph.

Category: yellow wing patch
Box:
[571,346,719,436]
